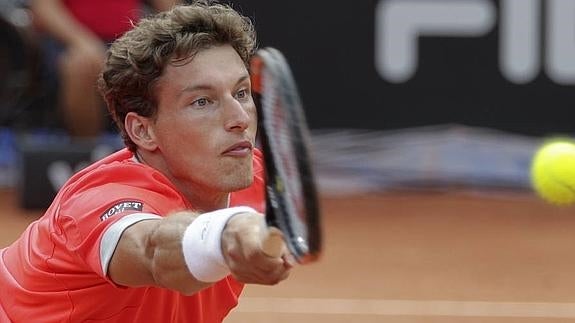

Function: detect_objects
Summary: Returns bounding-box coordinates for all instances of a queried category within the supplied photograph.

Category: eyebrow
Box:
[179,74,250,97]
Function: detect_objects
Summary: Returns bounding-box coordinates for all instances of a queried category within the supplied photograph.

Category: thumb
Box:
[261,227,285,258]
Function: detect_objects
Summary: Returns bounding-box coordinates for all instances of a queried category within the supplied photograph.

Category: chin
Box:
[217,161,253,191]
[220,172,253,191]
[230,177,254,191]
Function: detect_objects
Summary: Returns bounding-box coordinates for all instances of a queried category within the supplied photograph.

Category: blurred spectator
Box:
[29,0,180,139]
[0,1,37,127]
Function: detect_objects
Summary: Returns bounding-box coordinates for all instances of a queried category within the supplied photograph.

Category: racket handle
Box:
[261,228,284,258]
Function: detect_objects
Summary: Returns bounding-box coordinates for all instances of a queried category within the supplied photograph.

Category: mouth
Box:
[222,140,253,156]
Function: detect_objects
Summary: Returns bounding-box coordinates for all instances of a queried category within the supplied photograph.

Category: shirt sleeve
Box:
[99,212,162,275]
[56,182,186,280]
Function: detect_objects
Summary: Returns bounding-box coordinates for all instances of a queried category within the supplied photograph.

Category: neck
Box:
[134,149,231,212]
[184,191,231,212]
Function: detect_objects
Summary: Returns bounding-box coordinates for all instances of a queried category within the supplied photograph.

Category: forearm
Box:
[147,212,211,295]
[108,212,209,295]
[149,0,181,12]
[29,0,99,46]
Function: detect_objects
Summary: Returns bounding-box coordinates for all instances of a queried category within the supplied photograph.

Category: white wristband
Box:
[182,206,256,282]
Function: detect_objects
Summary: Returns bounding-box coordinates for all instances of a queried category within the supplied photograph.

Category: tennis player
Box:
[0,2,293,322]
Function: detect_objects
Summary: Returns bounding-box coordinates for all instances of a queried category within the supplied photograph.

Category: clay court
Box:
[3,188,575,322]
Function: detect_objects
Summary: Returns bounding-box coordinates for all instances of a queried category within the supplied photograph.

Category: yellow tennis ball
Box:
[530,140,575,205]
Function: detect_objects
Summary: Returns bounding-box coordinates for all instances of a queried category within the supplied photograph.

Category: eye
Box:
[235,88,250,100]
[192,97,210,108]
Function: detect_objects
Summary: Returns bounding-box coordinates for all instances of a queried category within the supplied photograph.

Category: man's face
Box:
[151,44,257,194]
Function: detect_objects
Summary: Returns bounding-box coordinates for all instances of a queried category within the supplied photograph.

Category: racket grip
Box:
[261,228,284,258]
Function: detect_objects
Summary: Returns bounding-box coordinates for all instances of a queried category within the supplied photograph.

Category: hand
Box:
[221,212,294,285]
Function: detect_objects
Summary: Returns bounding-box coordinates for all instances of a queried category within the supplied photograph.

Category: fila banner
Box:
[234,0,575,136]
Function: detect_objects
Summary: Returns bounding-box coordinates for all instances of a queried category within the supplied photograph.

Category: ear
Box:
[125,112,157,152]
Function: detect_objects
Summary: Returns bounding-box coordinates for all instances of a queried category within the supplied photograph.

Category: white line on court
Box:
[236,297,575,318]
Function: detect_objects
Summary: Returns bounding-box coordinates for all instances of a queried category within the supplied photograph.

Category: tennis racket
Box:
[250,47,322,264]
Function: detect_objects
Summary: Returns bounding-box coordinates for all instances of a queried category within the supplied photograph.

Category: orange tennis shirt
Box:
[0,148,265,322]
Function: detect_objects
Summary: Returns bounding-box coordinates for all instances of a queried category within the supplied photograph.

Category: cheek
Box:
[160,131,216,180]
[246,104,258,129]
[154,116,209,153]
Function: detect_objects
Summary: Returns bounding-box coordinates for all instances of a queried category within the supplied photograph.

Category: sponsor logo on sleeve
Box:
[100,201,144,221]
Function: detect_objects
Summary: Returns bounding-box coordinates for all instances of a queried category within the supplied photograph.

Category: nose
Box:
[224,97,252,132]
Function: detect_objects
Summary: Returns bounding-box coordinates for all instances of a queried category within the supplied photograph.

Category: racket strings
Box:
[262,67,306,222]
[254,47,321,259]
[260,57,309,253]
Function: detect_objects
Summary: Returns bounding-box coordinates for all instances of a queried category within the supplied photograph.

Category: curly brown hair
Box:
[98,1,257,152]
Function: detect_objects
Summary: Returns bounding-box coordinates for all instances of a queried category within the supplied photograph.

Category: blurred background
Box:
[2,0,575,322]
[2,0,574,198]
[234,0,574,197]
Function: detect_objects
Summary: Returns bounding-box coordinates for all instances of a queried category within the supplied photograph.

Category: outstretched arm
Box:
[107,208,292,295]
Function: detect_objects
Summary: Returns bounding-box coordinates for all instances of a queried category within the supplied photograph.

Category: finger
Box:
[237,261,291,285]
[261,227,285,258]
[282,253,296,268]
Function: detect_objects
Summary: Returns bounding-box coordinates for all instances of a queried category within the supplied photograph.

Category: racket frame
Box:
[250,47,322,264]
